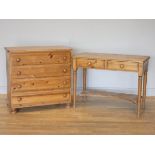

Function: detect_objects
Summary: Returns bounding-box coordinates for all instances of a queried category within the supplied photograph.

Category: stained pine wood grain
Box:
[73,53,150,118]
[6,46,72,112]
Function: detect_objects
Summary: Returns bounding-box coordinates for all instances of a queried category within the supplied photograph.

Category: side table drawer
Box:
[77,58,105,69]
[107,60,138,72]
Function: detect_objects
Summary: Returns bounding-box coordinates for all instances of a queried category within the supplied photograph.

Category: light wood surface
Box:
[83,68,87,92]
[137,76,142,117]
[77,58,105,69]
[6,46,72,53]
[0,94,155,134]
[12,93,70,108]
[81,89,137,104]
[73,71,77,108]
[73,53,150,118]
[11,76,71,92]
[11,51,71,65]
[12,64,71,79]
[107,60,138,72]
[6,46,72,112]
[74,53,150,63]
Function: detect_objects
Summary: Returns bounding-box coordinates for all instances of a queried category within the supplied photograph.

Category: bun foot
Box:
[11,108,17,114]
[66,103,71,108]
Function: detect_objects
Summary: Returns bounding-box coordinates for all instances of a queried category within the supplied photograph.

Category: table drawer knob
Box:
[17,97,22,102]
[88,62,91,65]
[17,84,22,88]
[17,71,21,75]
[16,58,21,62]
[120,64,125,69]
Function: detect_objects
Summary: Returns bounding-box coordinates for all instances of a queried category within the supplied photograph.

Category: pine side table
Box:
[73,53,150,118]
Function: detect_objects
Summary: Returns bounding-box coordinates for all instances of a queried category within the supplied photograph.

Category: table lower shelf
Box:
[80,89,138,104]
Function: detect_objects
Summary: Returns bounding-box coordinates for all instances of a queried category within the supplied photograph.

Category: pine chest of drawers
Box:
[6,46,72,113]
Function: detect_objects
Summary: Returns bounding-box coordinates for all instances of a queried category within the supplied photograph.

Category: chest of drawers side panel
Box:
[6,51,13,110]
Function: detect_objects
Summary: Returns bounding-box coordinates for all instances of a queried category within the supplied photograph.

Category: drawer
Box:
[107,60,138,72]
[12,88,70,96]
[77,58,105,69]
[11,76,71,92]
[11,51,71,66]
[12,64,71,79]
[11,93,71,108]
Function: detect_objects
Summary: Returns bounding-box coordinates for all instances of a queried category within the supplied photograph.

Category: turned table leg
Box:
[83,68,87,101]
[142,71,147,110]
[137,76,143,118]
[73,70,77,108]
[83,68,87,92]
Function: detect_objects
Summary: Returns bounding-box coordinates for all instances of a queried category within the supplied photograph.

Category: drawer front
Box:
[11,51,71,66]
[77,58,105,69]
[107,60,138,71]
[12,64,71,79]
[11,76,71,92]
[12,93,71,107]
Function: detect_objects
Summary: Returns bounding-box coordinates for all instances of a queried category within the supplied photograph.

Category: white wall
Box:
[0,19,155,95]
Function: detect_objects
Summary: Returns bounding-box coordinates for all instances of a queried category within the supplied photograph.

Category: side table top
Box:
[73,52,150,63]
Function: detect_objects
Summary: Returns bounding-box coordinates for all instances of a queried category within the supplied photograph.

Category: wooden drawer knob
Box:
[63,69,67,73]
[120,64,125,69]
[17,84,22,88]
[17,97,22,102]
[49,53,53,58]
[63,56,67,60]
[16,58,21,62]
[17,71,21,75]
[88,62,91,65]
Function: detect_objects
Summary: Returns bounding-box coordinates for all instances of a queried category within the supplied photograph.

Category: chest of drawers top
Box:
[6,46,72,53]
[6,46,72,66]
